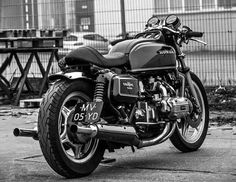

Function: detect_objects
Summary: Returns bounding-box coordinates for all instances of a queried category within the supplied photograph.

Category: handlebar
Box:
[163,27,204,38]
[162,27,179,35]
[145,26,203,38]
[186,31,203,38]
[136,25,206,45]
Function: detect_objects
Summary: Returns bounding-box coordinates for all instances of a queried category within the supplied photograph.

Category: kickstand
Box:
[131,146,135,153]
[101,157,116,164]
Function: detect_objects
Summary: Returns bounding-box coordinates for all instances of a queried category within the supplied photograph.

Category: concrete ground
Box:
[0,106,236,182]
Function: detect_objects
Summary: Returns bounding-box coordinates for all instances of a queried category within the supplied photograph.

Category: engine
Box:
[111,74,192,122]
[108,73,192,138]
[136,77,192,123]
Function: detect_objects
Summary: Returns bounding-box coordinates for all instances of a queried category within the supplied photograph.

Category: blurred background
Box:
[0,0,236,87]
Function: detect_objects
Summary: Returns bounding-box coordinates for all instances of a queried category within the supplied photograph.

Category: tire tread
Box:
[38,80,104,178]
[170,72,209,152]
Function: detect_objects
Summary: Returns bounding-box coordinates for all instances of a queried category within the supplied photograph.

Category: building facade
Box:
[93,0,236,51]
[153,0,236,51]
[0,0,38,29]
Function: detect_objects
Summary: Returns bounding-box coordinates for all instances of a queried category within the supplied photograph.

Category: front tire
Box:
[170,72,209,152]
[38,80,105,178]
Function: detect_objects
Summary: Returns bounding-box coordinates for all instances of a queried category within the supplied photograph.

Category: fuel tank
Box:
[110,39,176,72]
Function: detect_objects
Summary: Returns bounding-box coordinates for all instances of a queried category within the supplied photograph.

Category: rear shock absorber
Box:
[93,74,106,102]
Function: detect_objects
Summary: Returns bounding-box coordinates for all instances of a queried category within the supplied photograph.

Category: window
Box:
[154,0,235,14]
[185,0,200,11]
[83,34,94,40]
[64,35,77,41]
[202,0,215,9]
[218,0,236,9]
[169,0,183,12]
[83,34,106,42]
[154,0,168,13]
[93,34,105,41]
[80,17,90,26]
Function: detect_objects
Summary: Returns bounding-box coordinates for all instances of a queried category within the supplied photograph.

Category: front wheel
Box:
[38,80,105,178]
[170,72,209,152]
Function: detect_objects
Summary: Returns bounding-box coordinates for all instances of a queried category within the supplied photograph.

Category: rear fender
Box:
[49,71,93,82]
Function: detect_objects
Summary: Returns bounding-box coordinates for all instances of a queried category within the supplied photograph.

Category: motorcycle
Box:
[14,15,209,178]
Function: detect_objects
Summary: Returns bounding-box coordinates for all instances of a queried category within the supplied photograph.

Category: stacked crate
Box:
[0,29,68,48]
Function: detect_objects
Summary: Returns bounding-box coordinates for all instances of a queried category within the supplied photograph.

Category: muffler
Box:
[70,122,172,148]
[71,124,140,146]
[13,128,38,140]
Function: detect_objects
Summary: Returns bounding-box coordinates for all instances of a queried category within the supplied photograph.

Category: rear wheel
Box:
[38,80,105,178]
[170,72,209,152]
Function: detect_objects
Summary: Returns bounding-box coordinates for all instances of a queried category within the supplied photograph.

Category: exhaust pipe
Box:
[13,128,38,140]
[71,124,140,146]
[70,122,172,148]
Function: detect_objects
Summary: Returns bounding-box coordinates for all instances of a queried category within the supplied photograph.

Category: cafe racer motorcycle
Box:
[14,15,209,178]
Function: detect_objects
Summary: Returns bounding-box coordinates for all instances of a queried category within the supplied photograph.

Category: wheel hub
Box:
[67,112,91,144]
[187,101,202,128]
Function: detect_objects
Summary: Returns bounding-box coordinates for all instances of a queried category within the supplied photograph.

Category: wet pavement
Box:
[0,106,235,182]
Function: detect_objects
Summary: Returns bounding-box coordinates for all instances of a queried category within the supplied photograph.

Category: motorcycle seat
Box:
[65,46,128,68]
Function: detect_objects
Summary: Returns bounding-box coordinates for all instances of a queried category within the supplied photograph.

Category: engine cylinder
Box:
[167,97,192,119]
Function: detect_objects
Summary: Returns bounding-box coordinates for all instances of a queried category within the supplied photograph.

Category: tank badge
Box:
[123,82,134,90]
[157,49,175,55]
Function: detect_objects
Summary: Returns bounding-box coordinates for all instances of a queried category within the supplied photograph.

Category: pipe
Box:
[157,122,176,144]
[13,128,38,140]
[70,124,140,146]
[70,122,171,148]
[137,123,171,148]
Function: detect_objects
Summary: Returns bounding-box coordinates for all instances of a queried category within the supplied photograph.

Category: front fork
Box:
[178,55,201,113]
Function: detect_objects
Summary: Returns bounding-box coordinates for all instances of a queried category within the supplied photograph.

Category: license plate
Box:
[72,101,103,124]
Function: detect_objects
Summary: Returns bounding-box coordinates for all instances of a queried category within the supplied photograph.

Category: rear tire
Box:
[170,72,209,152]
[38,80,105,178]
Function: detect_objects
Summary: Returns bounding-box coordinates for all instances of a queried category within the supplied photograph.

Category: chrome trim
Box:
[179,73,185,97]
[70,122,171,148]
[158,81,168,97]
[190,38,207,45]
[129,66,176,72]
[70,124,98,137]
[49,71,89,81]
[13,128,38,140]
[137,122,171,148]
[159,122,177,144]
[185,72,201,108]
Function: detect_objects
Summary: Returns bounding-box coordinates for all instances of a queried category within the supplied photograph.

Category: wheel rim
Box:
[58,91,99,163]
[177,82,206,144]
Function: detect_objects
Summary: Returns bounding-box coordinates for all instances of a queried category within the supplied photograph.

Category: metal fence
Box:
[0,0,236,86]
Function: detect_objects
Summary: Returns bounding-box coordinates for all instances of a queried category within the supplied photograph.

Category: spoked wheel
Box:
[170,72,209,152]
[38,80,105,178]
